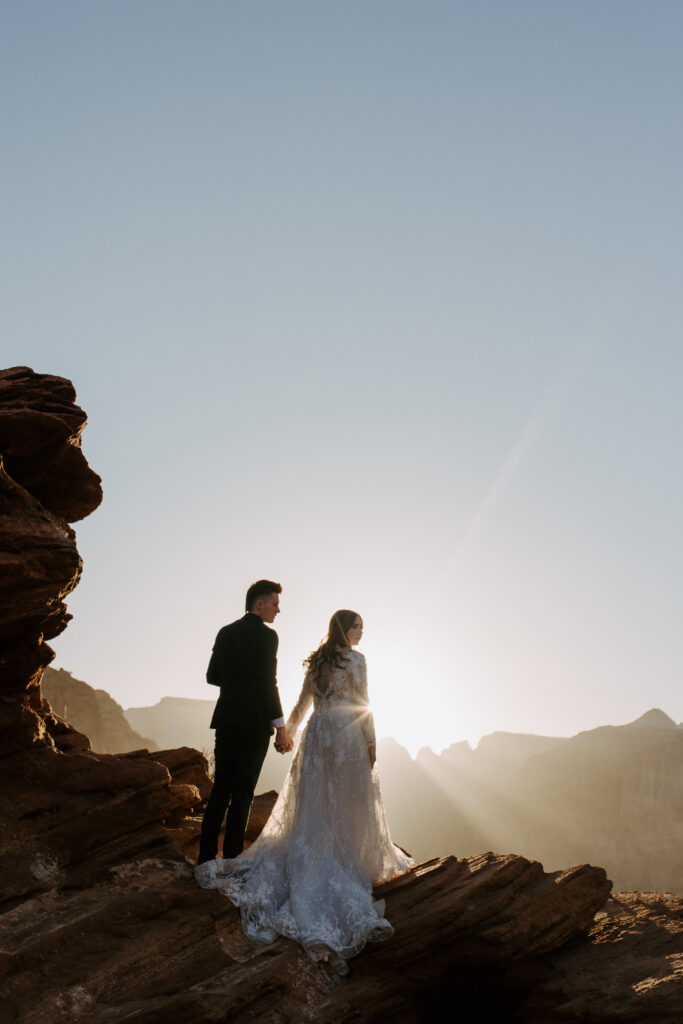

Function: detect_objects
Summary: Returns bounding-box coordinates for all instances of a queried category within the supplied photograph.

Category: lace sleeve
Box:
[356,653,376,748]
[285,669,314,736]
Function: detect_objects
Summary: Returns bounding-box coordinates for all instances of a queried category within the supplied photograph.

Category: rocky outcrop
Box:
[0,366,102,705]
[515,889,683,1023]
[0,845,613,1023]
[0,366,204,911]
[42,666,156,753]
[2,834,680,1024]
[150,747,213,804]
[0,366,102,523]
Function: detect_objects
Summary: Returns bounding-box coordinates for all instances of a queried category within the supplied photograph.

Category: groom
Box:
[197,579,293,865]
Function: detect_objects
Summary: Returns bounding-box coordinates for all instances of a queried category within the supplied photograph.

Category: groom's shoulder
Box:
[215,615,248,640]
[262,622,278,646]
[219,615,276,635]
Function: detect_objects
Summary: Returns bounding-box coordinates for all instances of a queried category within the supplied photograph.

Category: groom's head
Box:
[246,579,282,623]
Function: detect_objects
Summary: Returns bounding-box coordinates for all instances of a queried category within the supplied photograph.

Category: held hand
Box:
[368,745,376,769]
[275,726,293,754]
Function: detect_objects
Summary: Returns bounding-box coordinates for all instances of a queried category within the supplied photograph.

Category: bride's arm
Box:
[285,669,314,736]
[356,654,377,757]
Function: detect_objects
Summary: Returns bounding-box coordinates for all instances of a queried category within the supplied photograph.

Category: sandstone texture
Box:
[0,847,613,1024]
[0,366,102,703]
[516,889,683,1023]
[0,366,204,912]
[1,367,680,1023]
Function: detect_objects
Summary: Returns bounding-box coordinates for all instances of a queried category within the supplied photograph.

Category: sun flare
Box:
[360,641,458,758]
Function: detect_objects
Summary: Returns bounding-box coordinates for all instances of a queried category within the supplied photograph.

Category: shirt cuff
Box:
[272,717,285,728]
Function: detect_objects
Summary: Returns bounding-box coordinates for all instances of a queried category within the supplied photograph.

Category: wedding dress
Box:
[195,649,413,964]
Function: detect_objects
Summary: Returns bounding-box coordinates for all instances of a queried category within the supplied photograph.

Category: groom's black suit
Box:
[198,612,284,862]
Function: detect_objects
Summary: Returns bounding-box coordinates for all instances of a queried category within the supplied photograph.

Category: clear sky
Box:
[3,2,682,755]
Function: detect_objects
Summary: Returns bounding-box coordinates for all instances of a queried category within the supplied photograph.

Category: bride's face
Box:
[346,617,363,647]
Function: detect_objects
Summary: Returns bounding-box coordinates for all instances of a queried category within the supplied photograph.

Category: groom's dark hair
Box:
[245,579,282,612]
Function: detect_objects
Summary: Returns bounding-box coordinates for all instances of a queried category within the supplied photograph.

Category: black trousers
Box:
[198,728,271,862]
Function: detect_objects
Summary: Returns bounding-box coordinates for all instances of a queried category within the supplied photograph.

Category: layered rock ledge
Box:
[0,368,205,912]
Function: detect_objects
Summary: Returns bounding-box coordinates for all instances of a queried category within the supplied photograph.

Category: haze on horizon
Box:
[3,2,682,755]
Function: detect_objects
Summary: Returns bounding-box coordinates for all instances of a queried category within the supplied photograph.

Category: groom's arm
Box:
[256,627,284,722]
[206,627,228,687]
[257,630,292,749]
[206,650,220,687]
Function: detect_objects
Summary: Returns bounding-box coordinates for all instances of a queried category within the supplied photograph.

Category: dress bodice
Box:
[286,649,376,747]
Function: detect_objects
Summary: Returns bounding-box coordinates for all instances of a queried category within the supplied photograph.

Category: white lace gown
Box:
[197,650,413,962]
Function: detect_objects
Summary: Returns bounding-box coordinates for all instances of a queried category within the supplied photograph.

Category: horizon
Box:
[46,663,681,759]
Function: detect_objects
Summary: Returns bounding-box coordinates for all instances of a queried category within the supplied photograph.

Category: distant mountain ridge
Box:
[378,707,683,894]
[622,708,680,730]
[42,667,156,753]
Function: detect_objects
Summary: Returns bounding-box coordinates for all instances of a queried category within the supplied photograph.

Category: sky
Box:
[3,1,682,755]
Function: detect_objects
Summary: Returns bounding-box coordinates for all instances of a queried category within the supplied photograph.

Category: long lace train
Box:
[196,651,412,963]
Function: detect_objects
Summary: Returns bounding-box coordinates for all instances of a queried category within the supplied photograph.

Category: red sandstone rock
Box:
[244,788,278,841]
[0,367,101,703]
[0,845,615,1024]
[0,366,102,522]
[150,747,213,802]
[516,889,683,1023]
[0,458,81,696]
[0,366,200,914]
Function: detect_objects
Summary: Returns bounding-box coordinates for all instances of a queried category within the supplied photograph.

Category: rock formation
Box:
[1,366,680,1023]
[42,666,156,753]
[0,366,102,705]
[516,889,683,1022]
[0,366,205,910]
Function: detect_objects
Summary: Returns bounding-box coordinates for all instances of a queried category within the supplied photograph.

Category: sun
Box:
[360,641,454,757]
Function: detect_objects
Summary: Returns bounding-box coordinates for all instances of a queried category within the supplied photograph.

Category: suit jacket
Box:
[207,613,284,734]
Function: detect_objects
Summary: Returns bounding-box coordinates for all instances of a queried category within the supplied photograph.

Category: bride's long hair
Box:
[304,609,361,677]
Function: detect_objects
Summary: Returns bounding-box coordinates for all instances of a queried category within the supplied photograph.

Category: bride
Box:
[195,609,413,965]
